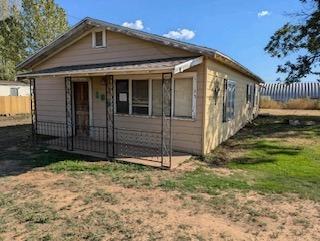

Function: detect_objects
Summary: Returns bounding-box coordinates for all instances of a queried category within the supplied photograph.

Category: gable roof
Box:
[17,17,263,83]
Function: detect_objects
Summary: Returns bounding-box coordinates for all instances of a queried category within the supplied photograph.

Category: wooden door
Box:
[74,82,89,136]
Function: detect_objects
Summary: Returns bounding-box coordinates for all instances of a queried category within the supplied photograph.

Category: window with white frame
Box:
[223,80,236,122]
[132,80,149,115]
[115,76,196,119]
[92,30,106,48]
[174,78,193,118]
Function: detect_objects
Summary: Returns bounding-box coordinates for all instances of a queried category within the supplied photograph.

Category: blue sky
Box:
[55,0,313,83]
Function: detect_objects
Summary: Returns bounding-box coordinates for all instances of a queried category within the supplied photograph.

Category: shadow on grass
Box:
[0,124,102,177]
[232,140,302,164]
[0,124,152,177]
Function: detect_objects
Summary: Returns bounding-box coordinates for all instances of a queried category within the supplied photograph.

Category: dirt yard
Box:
[0,114,31,127]
[0,113,319,241]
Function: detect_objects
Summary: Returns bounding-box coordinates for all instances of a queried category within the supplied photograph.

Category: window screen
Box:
[152,79,162,116]
[95,31,103,47]
[223,80,236,122]
[132,80,149,115]
[116,80,129,114]
[10,88,18,96]
[174,78,193,118]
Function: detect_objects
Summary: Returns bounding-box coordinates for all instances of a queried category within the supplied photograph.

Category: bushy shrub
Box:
[260,97,320,110]
[260,96,283,109]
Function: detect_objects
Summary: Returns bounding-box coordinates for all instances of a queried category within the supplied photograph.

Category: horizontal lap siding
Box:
[36,77,66,123]
[204,58,259,154]
[32,28,204,154]
[34,31,194,71]
[91,66,204,154]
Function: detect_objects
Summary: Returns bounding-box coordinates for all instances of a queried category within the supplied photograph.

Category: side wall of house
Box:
[203,58,259,154]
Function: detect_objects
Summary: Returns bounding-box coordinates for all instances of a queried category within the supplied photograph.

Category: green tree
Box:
[0,3,25,80]
[0,0,69,80]
[21,0,69,56]
[265,0,320,83]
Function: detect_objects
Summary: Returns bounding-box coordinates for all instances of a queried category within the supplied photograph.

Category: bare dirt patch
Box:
[0,115,31,127]
[1,115,320,240]
[1,170,319,240]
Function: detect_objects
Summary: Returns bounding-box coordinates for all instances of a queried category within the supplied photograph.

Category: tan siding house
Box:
[17,17,263,169]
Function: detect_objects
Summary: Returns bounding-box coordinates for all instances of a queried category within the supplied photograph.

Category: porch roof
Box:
[17,56,203,78]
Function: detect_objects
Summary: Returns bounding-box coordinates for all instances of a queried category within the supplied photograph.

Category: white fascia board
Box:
[173,56,203,74]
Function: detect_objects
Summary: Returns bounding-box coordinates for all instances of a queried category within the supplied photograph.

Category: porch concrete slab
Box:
[117,153,192,169]
[44,141,191,169]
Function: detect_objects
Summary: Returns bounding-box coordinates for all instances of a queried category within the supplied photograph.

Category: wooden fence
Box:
[0,96,31,115]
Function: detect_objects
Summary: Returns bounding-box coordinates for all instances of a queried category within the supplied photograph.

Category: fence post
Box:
[29,78,37,144]
[65,77,73,151]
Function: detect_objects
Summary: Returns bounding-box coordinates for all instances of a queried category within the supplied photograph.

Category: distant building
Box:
[261,82,320,102]
[0,81,30,96]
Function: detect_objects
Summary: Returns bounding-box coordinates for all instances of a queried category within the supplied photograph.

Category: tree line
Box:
[0,0,68,80]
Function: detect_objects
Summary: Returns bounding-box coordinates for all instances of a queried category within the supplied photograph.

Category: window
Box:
[246,84,256,107]
[246,84,250,103]
[152,79,162,116]
[116,80,129,114]
[92,30,106,48]
[132,80,149,115]
[174,78,193,118]
[223,80,236,122]
[10,88,18,96]
[252,84,256,107]
[115,76,196,119]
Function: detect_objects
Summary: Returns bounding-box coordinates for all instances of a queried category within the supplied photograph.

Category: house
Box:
[0,80,30,96]
[17,17,263,168]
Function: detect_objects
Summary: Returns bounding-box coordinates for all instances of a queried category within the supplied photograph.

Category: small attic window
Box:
[92,30,106,48]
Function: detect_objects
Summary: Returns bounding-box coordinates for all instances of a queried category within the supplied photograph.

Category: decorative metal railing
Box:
[34,121,164,163]
[115,127,162,158]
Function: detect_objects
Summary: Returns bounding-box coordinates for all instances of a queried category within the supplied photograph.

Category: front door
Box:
[74,82,89,136]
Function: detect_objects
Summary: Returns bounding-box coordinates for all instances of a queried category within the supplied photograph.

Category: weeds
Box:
[9,202,58,224]
[83,189,119,205]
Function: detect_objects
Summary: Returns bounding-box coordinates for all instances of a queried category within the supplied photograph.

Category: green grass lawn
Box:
[2,115,319,201]
[159,116,320,200]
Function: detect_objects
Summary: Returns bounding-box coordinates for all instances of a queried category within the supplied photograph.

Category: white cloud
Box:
[122,20,144,30]
[258,10,271,17]
[163,28,195,41]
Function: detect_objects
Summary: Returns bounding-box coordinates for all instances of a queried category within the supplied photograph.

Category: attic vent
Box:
[92,30,106,48]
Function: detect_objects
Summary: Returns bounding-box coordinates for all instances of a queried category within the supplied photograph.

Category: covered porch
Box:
[20,57,202,169]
